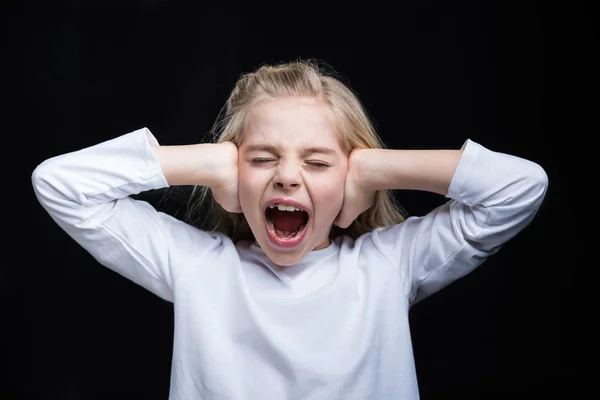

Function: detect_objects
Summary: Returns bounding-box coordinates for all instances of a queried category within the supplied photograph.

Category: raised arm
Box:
[359,147,463,195]
[360,139,548,304]
[31,127,238,301]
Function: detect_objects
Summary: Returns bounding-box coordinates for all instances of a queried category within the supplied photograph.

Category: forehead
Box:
[242,97,342,151]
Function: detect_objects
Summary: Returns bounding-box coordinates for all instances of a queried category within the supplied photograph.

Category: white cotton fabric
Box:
[32,128,548,399]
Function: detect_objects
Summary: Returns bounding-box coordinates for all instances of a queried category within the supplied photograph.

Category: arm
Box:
[152,141,232,186]
[359,139,548,304]
[152,140,241,213]
[358,148,463,195]
[31,127,235,301]
[334,148,463,228]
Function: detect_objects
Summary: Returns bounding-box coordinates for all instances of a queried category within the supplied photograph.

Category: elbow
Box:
[526,162,549,205]
[31,160,51,199]
[506,161,549,220]
[31,158,62,207]
[485,161,549,232]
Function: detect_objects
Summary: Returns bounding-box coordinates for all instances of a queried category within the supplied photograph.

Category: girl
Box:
[31,60,548,399]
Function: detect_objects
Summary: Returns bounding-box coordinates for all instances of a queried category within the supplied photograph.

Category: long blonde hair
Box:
[176,59,407,242]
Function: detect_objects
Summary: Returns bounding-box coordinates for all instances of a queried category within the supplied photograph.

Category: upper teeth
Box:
[268,204,303,212]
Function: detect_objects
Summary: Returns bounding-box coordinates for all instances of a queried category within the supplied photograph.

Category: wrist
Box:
[209,141,239,189]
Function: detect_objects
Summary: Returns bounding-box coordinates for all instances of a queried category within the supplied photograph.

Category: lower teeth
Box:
[267,220,306,240]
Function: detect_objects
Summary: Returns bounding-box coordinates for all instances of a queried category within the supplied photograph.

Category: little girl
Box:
[32,60,548,399]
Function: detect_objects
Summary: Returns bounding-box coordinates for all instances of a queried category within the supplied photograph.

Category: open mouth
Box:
[264,204,310,244]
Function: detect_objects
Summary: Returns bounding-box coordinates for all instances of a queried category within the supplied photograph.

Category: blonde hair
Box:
[179,59,406,242]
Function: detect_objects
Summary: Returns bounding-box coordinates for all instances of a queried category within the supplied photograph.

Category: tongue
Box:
[271,209,306,233]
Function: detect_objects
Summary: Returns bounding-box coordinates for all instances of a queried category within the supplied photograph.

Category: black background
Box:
[12,0,584,399]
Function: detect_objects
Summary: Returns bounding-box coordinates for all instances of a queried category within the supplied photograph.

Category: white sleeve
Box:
[371,139,549,305]
[31,127,224,302]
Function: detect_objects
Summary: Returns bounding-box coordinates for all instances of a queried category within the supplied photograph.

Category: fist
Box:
[334,149,375,229]
[211,141,242,213]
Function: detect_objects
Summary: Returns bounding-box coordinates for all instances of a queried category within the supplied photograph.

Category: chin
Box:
[254,232,310,266]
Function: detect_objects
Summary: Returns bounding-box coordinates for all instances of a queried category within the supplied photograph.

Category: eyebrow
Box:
[244,144,337,156]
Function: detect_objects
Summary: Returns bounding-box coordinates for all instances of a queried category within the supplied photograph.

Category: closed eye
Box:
[250,158,331,168]
[251,158,275,164]
[306,161,330,168]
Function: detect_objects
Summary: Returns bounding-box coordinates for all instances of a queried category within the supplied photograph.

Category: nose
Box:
[273,163,301,191]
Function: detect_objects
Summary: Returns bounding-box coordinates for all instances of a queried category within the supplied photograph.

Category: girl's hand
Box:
[334,149,376,229]
[211,141,242,213]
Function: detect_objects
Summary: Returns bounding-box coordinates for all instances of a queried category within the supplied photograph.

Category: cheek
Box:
[238,169,261,207]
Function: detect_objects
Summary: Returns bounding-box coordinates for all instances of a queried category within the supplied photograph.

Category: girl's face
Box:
[238,97,348,267]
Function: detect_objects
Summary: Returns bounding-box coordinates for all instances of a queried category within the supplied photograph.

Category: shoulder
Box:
[355,219,420,250]
[336,221,415,259]
[158,212,238,260]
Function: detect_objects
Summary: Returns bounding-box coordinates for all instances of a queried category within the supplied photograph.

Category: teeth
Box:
[268,203,303,212]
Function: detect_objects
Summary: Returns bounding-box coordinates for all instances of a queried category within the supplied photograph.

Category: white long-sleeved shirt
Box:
[31,128,548,399]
